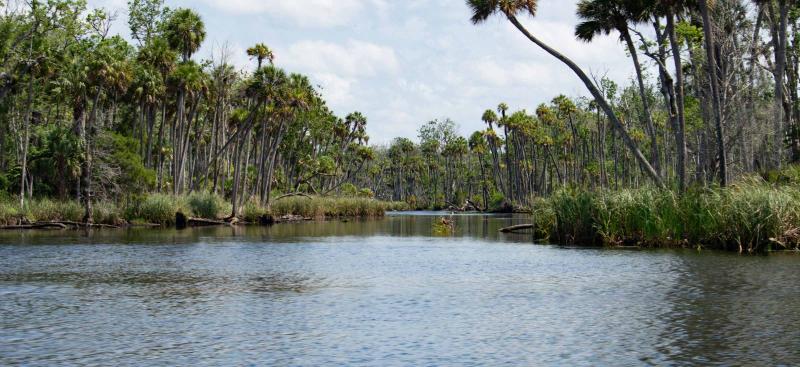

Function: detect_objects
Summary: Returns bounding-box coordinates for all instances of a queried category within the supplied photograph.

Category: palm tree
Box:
[247,43,275,70]
[82,38,133,223]
[482,108,506,195]
[164,8,206,62]
[497,102,516,198]
[164,9,205,193]
[575,0,661,177]
[167,61,207,193]
[467,0,664,188]
[469,130,490,209]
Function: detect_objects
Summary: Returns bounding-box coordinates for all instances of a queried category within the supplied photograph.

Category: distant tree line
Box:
[357,0,800,209]
[0,0,375,220]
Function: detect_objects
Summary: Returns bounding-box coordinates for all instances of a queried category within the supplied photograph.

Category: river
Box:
[1,212,799,366]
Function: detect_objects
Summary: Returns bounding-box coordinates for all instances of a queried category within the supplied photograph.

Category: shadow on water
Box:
[0,211,537,245]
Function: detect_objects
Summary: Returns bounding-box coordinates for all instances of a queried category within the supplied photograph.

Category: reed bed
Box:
[529,179,800,252]
[269,196,407,219]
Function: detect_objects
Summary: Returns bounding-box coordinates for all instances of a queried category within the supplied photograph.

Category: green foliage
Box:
[93,201,123,225]
[126,193,179,224]
[0,199,20,225]
[489,190,506,211]
[25,199,83,223]
[340,183,358,197]
[530,178,800,252]
[186,191,228,219]
[103,133,156,194]
[242,199,269,223]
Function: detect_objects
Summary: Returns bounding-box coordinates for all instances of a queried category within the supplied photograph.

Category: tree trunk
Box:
[506,15,664,188]
[622,28,661,176]
[699,0,728,186]
[666,10,688,192]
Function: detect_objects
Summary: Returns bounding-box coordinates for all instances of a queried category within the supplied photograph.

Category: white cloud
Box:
[197,0,368,27]
[314,73,356,106]
[470,58,555,88]
[282,40,399,78]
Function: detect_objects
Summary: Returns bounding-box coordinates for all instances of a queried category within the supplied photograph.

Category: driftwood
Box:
[0,222,68,230]
[176,211,238,229]
[499,224,534,233]
[274,192,313,201]
[54,221,120,229]
[275,214,312,223]
[0,221,121,230]
[188,217,231,227]
[465,199,484,212]
[128,223,161,227]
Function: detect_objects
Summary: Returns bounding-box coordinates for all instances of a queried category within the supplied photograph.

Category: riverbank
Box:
[0,193,408,228]
[523,175,800,252]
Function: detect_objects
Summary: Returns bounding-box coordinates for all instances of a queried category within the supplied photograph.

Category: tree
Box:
[576,0,661,176]
[467,0,665,188]
[247,43,275,70]
[698,0,727,186]
[164,8,205,62]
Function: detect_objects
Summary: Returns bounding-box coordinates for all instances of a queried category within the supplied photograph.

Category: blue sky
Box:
[90,0,636,144]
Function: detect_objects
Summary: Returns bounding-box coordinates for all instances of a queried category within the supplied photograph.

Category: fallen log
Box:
[274,192,313,201]
[128,223,161,228]
[275,214,312,223]
[52,221,120,229]
[499,224,534,233]
[0,222,68,230]
[188,217,232,227]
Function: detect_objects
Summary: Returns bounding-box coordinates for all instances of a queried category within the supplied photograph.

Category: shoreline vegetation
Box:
[522,174,800,253]
[0,193,409,229]
[3,1,800,254]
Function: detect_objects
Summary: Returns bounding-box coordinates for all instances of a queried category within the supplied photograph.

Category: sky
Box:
[88,0,637,144]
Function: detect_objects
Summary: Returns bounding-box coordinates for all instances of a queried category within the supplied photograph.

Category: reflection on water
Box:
[1,212,799,366]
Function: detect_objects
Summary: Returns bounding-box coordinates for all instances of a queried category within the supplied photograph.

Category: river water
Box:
[1,212,799,366]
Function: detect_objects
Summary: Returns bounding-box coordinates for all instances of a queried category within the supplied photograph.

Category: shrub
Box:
[269,196,390,218]
[26,199,83,222]
[128,194,179,225]
[242,199,269,223]
[187,192,227,219]
[92,201,123,225]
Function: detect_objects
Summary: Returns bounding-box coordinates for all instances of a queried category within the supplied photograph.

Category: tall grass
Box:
[187,192,229,219]
[269,196,407,218]
[531,179,800,252]
[0,193,406,226]
[124,193,181,225]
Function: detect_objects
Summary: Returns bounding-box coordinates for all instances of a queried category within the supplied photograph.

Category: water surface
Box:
[1,213,799,366]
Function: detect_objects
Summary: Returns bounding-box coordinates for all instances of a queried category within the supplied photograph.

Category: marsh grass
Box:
[0,193,405,226]
[242,199,269,223]
[532,179,800,252]
[187,192,230,219]
[269,196,407,218]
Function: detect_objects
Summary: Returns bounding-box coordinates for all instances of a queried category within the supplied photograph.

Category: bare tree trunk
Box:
[623,29,661,176]
[507,15,664,188]
[699,0,728,186]
[666,11,688,192]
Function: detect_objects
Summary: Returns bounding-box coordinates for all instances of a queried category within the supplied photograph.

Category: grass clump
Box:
[92,201,123,225]
[269,196,398,218]
[0,199,21,225]
[187,192,228,219]
[125,193,180,225]
[26,199,83,222]
[530,179,800,252]
[242,199,269,223]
